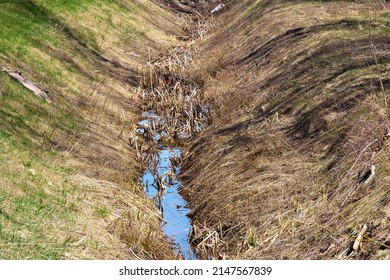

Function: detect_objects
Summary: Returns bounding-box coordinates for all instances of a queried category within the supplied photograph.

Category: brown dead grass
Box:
[180,0,390,259]
[65,175,175,259]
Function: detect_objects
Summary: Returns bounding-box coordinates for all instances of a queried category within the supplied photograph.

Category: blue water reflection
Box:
[141,148,195,260]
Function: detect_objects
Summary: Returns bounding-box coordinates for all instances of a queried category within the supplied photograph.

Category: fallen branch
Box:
[1,66,51,103]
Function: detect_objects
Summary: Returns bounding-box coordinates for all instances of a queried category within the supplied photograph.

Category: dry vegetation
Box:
[0,0,182,259]
[180,0,390,259]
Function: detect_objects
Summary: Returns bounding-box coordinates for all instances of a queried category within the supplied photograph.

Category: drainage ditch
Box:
[132,60,210,259]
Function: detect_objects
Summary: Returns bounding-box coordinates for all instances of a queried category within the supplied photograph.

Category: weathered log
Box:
[1,67,51,103]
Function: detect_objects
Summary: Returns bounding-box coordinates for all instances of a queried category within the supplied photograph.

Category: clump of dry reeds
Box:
[136,46,210,145]
[190,222,226,259]
[132,47,211,218]
[180,15,214,41]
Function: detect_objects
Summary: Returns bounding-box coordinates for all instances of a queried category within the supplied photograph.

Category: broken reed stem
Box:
[64,133,90,157]
[353,224,368,251]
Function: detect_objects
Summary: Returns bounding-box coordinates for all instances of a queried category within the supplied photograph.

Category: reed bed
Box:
[133,46,210,212]
[136,45,210,145]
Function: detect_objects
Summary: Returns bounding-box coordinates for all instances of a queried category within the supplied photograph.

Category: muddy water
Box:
[138,112,196,259]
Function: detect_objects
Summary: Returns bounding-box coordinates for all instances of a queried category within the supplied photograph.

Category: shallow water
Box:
[138,111,196,259]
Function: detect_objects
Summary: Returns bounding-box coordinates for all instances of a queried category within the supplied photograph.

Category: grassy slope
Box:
[0,0,179,259]
[182,0,390,259]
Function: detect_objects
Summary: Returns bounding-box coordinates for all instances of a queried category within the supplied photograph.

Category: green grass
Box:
[0,1,66,54]
[0,59,84,259]
[380,12,390,19]
[0,130,76,259]
[94,205,111,219]
[0,1,84,258]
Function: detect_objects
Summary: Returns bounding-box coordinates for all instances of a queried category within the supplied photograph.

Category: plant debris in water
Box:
[133,45,211,259]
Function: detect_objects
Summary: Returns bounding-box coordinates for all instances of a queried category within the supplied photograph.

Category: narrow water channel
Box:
[141,147,195,259]
[137,111,197,259]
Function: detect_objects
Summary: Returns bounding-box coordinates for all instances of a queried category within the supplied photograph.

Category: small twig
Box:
[72,235,88,246]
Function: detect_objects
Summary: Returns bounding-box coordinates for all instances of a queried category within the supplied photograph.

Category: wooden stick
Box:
[1,67,51,103]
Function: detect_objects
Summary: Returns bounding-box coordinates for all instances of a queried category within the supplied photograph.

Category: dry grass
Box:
[180,0,390,259]
[66,175,175,260]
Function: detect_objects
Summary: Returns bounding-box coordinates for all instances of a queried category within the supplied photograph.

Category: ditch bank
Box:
[179,0,390,260]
